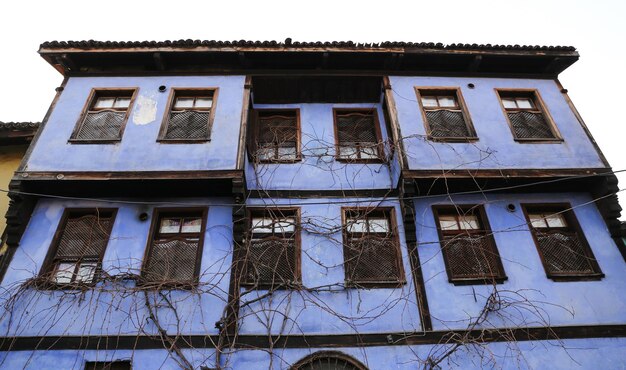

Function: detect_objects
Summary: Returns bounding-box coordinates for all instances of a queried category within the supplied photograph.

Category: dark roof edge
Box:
[39,39,577,53]
[0,122,41,131]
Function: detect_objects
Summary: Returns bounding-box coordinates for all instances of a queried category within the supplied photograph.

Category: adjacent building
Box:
[0,39,624,369]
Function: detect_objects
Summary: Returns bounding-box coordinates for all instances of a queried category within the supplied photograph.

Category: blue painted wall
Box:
[239,198,421,335]
[2,338,626,369]
[245,103,399,191]
[24,76,246,172]
[389,76,607,170]
[0,198,233,337]
[414,192,626,331]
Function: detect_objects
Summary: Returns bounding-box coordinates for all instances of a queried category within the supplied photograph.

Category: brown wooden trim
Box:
[382,76,407,170]
[1,324,624,351]
[236,76,253,170]
[242,207,301,289]
[248,188,399,199]
[250,108,302,164]
[15,170,243,181]
[495,88,563,142]
[554,80,611,167]
[333,108,385,164]
[414,86,478,141]
[69,88,138,144]
[341,206,406,285]
[400,179,433,330]
[402,168,612,179]
[521,203,604,281]
[139,207,208,287]
[157,87,218,143]
[38,208,118,288]
[432,205,507,285]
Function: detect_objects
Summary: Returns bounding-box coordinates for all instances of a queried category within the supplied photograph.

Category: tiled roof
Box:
[40,39,576,52]
[0,122,40,131]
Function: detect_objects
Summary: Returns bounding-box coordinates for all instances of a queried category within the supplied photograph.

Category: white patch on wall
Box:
[132,93,158,125]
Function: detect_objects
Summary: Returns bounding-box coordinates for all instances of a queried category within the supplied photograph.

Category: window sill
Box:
[548,273,605,282]
[255,158,303,164]
[157,138,211,144]
[513,138,564,144]
[32,278,98,290]
[344,280,406,289]
[427,136,479,143]
[68,139,121,144]
[335,157,385,164]
[240,281,302,290]
[449,276,508,286]
[136,279,199,290]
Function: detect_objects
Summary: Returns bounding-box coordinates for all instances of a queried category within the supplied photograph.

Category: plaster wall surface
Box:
[389,76,607,170]
[0,198,233,337]
[414,192,626,331]
[24,76,246,172]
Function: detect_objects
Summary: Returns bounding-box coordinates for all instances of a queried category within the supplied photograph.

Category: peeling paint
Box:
[132,93,157,125]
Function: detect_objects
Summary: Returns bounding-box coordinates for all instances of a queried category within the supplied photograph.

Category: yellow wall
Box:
[0,145,28,237]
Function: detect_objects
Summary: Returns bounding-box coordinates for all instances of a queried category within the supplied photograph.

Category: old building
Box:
[0,39,624,369]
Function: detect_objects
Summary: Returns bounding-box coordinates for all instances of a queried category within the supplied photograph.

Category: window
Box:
[523,204,603,280]
[158,89,216,141]
[291,351,367,370]
[342,208,404,286]
[415,88,476,140]
[249,109,300,162]
[142,209,207,285]
[85,362,131,370]
[70,89,135,142]
[433,206,506,284]
[41,209,116,286]
[334,109,383,162]
[243,209,300,288]
[497,89,560,141]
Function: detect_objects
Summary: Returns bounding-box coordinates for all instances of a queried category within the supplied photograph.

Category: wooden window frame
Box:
[69,88,138,144]
[249,108,302,163]
[495,88,563,143]
[341,207,406,288]
[333,108,385,163]
[522,203,604,281]
[140,207,208,288]
[39,208,118,289]
[157,88,219,143]
[242,207,301,289]
[432,205,507,285]
[415,87,477,142]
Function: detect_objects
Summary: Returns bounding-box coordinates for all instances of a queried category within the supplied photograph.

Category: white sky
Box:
[0,0,624,218]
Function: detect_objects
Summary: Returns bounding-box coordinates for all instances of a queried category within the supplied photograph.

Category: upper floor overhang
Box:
[38,39,579,78]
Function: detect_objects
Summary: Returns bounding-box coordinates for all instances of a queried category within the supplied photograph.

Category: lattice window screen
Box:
[344,236,401,283]
[536,230,595,274]
[75,111,125,140]
[164,111,210,140]
[143,238,199,282]
[508,111,555,139]
[56,215,113,259]
[244,238,297,286]
[441,235,503,280]
[426,110,470,138]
